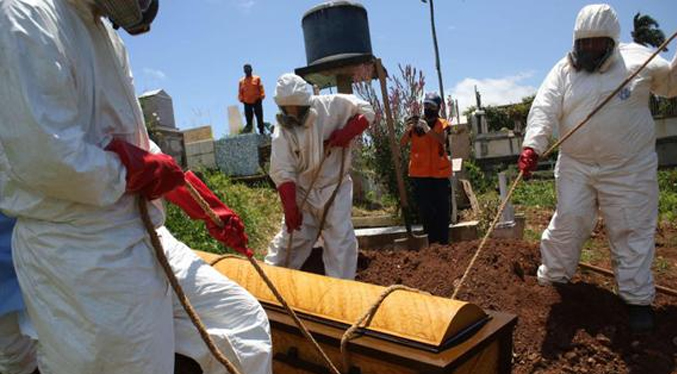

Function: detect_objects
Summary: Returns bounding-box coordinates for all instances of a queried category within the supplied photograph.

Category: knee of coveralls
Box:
[265,210,319,270]
[597,165,658,305]
[539,172,598,283]
[319,181,358,280]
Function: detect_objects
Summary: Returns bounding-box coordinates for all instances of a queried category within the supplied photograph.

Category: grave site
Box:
[168,3,677,372]
[2,1,676,374]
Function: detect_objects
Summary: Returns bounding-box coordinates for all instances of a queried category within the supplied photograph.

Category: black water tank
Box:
[302,1,372,65]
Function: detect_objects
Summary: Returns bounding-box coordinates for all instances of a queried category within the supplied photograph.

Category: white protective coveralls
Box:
[265,74,375,279]
[523,4,677,305]
[0,226,273,374]
[0,1,272,373]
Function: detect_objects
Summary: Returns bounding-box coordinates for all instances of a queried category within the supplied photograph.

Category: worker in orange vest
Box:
[238,64,266,134]
[400,93,452,245]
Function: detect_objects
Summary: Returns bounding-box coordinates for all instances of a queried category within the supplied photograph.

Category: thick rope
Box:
[137,198,242,374]
[451,30,677,300]
[183,182,343,374]
[340,285,429,371]
[284,149,332,267]
[209,253,242,267]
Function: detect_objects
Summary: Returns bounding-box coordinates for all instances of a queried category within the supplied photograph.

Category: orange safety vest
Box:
[408,118,452,178]
[238,75,265,104]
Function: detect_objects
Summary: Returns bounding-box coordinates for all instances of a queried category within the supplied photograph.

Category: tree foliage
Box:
[351,64,426,219]
[632,12,668,51]
[464,95,535,132]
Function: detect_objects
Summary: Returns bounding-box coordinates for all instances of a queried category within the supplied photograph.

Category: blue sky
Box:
[122,0,677,138]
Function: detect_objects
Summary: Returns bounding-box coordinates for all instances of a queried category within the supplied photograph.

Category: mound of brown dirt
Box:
[356,239,677,374]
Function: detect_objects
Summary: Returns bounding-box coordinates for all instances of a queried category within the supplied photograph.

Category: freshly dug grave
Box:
[356,239,677,374]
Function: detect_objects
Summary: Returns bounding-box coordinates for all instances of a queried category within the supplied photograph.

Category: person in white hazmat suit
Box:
[518,4,677,333]
[265,74,375,280]
[0,0,272,373]
[0,221,272,374]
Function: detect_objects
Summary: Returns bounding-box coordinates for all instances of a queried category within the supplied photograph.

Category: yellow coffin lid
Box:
[196,252,487,348]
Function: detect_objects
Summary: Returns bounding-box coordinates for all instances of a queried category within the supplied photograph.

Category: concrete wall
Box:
[656,116,677,167]
[183,126,214,144]
[215,134,266,176]
[183,126,216,169]
[185,140,216,169]
[474,132,523,159]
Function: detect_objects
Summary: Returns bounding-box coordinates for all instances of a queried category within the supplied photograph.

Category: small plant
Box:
[653,256,671,274]
[464,159,494,195]
[475,192,501,235]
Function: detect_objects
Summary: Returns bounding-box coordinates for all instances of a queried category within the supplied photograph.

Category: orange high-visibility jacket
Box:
[238,75,265,104]
[408,118,452,178]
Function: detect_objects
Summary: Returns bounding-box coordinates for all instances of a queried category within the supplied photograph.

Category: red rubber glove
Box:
[518,147,539,178]
[106,138,185,200]
[165,172,252,257]
[326,114,370,148]
[277,181,302,233]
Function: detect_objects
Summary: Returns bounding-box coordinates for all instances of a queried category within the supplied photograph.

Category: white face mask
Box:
[96,0,159,35]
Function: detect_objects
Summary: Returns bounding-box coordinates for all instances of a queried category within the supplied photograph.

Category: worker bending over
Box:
[519,4,677,333]
[265,73,375,280]
[0,0,272,372]
[400,92,452,245]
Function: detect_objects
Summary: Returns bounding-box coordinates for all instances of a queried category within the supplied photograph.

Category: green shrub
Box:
[464,160,495,195]
[511,169,675,219]
[165,170,281,257]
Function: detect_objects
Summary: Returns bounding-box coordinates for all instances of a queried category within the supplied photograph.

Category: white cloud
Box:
[449,72,537,119]
[143,68,167,80]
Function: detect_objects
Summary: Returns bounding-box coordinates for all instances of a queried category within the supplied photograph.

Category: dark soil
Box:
[355,239,677,374]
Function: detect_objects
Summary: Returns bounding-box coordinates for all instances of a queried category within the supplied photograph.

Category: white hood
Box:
[274,74,312,107]
[573,4,620,44]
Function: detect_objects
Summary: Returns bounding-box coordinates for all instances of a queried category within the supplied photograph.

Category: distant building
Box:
[139,89,186,167]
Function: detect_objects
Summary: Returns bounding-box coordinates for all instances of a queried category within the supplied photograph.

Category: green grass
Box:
[523,228,542,243]
[513,179,557,209]
[512,169,676,221]
[165,170,281,257]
